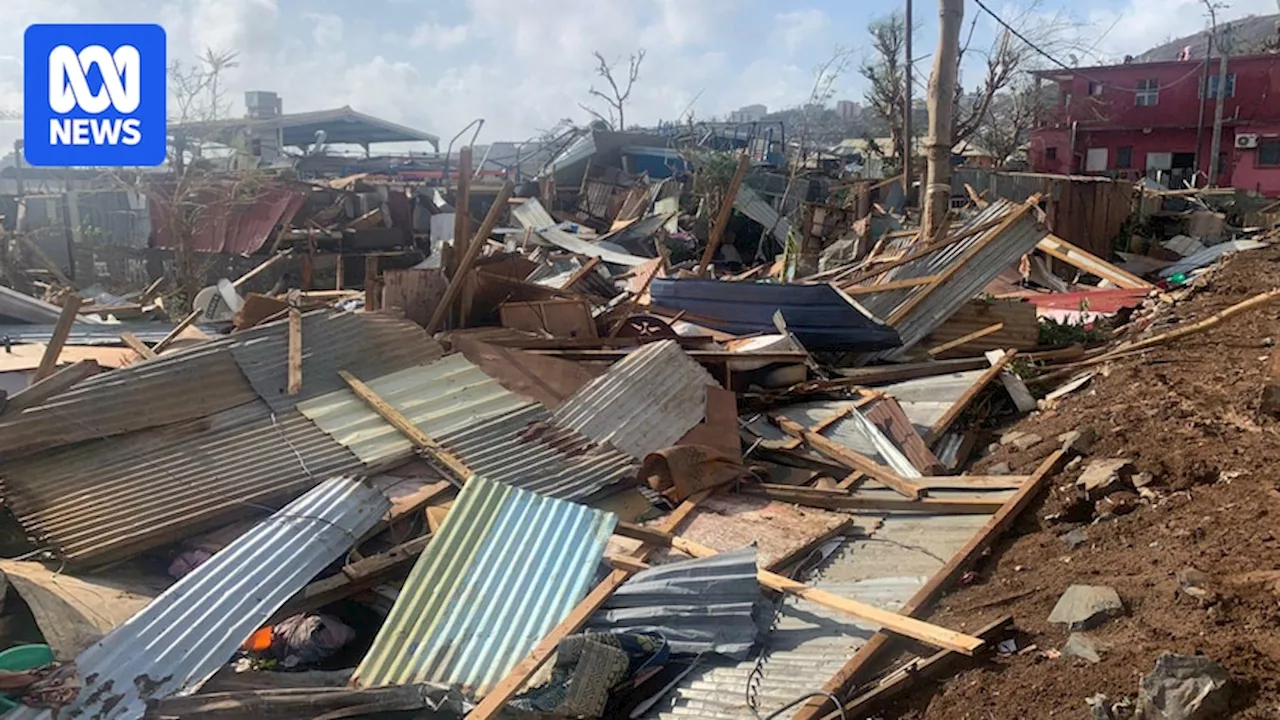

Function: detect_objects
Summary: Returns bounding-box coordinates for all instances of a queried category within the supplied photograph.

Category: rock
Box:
[1063,633,1104,664]
[1096,491,1141,518]
[1061,527,1089,550]
[988,462,1013,476]
[1087,694,1115,720]
[1000,430,1043,450]
[1078,458,1135,496]
[1132,472,1155,489]
[1049,585,1124,631]
[1059,428,1099,456]
[1176,568,1218,604]
[1135,653,1230,720]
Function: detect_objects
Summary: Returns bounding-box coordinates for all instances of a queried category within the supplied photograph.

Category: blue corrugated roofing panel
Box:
[8,476,389,720]
[353,475,616,696]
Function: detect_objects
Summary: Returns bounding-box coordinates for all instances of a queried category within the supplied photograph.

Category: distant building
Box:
[727,104,768,123]
[836,100,858,121]
[1030,54,1280,194]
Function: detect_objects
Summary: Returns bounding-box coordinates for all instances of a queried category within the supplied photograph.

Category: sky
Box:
[0,0,1278,154]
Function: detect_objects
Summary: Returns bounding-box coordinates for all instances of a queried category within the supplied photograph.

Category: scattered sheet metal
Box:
[0,323,184,345]
[7,476,389,720]
[230,311,445,412]
[297,354,637,500]
[734,184,791,247]
[0,561,168,660]
[512,197,649,267]
[650,280,901,352]
[853,199,1049,361]
[1159,239,1269,278]
[353,475,616,696]
[746,401,922,478]
[587,547,764,659]
[641,513,993,719]
[144,684,466,720]
[876,368,988,437]
[0,286,89,325]
[0,400,364,567]
[551,339,719,459]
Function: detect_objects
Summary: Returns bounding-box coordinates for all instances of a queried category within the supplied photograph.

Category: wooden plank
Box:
[1037,233,1153,290]
[560,256,601,291]
[774,416,925,500]
[697,153,751,277]
[777,404,859,451]
[2,359,100,417]
[843,275,942,296]
[743,484,1004,514]
[965,183,990,209]
[795,449,1069,720]
[610,525,987,656]
[287,308,303,396]
[837,213,1010,287]
[450,146,473,279]
[153,250,293,354]
[834,357,990,385]
[118,332,157,361]
[927,349,1016,442]
[426,181,515,334]
[927,322,1005,357]
[269,535,431,623]
[13,231,74,288]
[363,255,382,311]
[835,616,1013,718]
[468,489,712,719]
[338,370,472,482]
[32,294,83,383]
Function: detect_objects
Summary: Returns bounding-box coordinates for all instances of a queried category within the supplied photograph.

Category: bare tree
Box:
[974,80,1047,168]
[860,13,909,170]
[580,49,646,130]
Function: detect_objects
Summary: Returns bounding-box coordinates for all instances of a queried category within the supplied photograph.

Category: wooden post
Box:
[363,255,382,311]
[697,153,750,277]
[921,0,964,242]
[425,181,514,334]
[287,308,303,396]
[450,146,473,280]
[32,294,82,383]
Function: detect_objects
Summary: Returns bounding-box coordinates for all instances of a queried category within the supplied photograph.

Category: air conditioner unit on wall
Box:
[1236,134,1260,149]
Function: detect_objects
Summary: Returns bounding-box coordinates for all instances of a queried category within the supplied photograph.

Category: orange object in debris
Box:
[242,626,273,652]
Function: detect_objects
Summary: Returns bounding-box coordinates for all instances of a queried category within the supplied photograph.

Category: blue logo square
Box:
[23,24,167,167]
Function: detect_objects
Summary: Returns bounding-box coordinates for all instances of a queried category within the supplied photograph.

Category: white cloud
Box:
[1086,0,1279,63]
[775,9,829,55]
[408,22,467,50]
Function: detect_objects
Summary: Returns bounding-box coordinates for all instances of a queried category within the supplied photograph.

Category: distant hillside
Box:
[1135,13,1280,62]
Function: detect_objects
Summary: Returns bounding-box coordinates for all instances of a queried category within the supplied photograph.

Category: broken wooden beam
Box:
[610,523,986,656]
[287,308,303,396]
[1037,233,1153,290]
[927,349,1016,442]
[743,483,1004,514]
[774,416,926,500]
[32,294,83,383]
[927,322,1005,357]
[269,535,431,624]
[153,250,293,354]
[119,332,157,361]
[697,153,751,277]
[338,370,472,482]
[1,359,99,417]
[426,181,515,334]
[794,449,1069,720]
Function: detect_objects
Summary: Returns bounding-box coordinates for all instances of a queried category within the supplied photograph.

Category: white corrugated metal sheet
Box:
[552,340,719,459]
[353,475,616,696]
[8,476,389,720]
[745,401,922,478]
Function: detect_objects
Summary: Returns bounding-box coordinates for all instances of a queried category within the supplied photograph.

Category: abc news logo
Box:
[48,44,143,146]
[24,24,166,167]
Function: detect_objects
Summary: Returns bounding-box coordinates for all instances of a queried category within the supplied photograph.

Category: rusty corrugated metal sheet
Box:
[230,311,445,412]
[7,476,389,720]
[296,355,637,500]
[353,474,616,696]
[550,339,719,459]
[150,185,306,254]
[0,400,364,568]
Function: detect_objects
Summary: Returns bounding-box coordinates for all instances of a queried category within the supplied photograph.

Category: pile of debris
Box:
[1,142,1279,720]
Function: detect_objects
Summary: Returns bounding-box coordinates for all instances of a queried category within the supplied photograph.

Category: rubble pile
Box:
[1,133,1278,720]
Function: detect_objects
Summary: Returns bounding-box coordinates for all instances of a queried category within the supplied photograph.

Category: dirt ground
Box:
[884,247,1280,719]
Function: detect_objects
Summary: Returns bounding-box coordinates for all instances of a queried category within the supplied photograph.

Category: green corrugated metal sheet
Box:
[353,475,616,696]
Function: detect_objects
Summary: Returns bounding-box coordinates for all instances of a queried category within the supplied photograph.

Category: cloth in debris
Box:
[640,444,748,502]
[168,550,212,580]
[587,547,764,659]
[269,614,356,667]
[510,632,669,717]
[11,664,81,711]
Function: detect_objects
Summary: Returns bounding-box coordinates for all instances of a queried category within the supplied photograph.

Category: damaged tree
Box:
[922,0,964,241]
[861,13,911,175]
[581,49,646,131]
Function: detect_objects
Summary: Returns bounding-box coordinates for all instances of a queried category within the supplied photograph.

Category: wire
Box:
[763,692,848,720]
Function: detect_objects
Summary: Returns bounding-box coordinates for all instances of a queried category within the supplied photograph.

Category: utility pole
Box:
[903,0,913,202]
[922,0,964,241]
[1208,23,1230,187]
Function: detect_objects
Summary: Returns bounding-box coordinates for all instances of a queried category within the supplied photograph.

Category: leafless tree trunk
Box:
[923,0,964,242]
[581,50,646,130]
[861,13,909,171]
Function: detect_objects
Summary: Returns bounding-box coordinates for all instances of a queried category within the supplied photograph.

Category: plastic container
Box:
[0,644,55,712]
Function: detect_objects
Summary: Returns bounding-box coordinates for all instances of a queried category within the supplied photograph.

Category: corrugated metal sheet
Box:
[734,185,791,246]
[150,185,307,254]
[230,311,444,412]
[0,285,84,325]
[0,323,186,345]
[745,401,922,478]
[353,475,616,696]
[0,337,258,459]
[0,399,364,568]
[852,200,1049,361]
[587,547,764,659]
[512,198,649,267]
[878,369,987,437]
[1160,239,1268,278]
[297,355,637,500]
[551,340,718,460]
[7,476,389,720]
[643,513,992,719]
